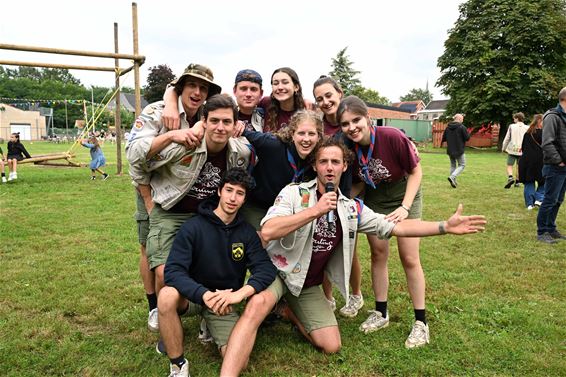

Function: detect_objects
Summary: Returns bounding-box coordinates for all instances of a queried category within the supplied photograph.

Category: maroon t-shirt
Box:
[323,117,341,137]
[259,96,295,132]
[238,111,255,132]
[304,192,343,288]
[352,126,420,185]
[170,147,227,213]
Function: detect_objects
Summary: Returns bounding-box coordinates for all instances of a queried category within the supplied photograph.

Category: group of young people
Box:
[0,132,31,183]
[125,63,487,377]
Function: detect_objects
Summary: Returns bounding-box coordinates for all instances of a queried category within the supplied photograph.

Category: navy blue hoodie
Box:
[164,197,276,305]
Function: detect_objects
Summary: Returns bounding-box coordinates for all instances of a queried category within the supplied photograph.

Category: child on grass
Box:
[7,132,32,181]
[0,146,7,183]
[81,136,109,180]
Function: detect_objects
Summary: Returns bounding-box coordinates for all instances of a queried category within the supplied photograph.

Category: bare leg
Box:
[367,234,390,302]
[158,287,187,359]
[506,164,514,177]
[154,264,165,295]
[220,290,277,376]
[309,326,341,354]
[140,244,155,295]
[397,236,425,309]
[350,235,362,296]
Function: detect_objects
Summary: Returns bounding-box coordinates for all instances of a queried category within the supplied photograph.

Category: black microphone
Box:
[325,182,335,223]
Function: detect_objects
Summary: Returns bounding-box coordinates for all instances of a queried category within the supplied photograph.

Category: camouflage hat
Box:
[170,63,222,98]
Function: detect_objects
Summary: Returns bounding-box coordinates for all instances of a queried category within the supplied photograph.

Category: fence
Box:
[432,121,500,148]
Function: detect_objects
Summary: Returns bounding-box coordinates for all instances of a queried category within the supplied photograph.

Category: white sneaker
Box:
[534,200,542,207]
[339,294,364,318]
[527,205,534,210]
[1,176,6,183]
[147,308,159,332]
[12,172,17,180]
[325,296,336,312]
[359,310,389,334]
[169,359,190,377]
[405,320,430,349]
[197,318,213,344]
[8,172,14,181]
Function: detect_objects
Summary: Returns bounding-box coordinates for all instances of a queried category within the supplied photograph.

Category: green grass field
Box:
[1,141,565,376]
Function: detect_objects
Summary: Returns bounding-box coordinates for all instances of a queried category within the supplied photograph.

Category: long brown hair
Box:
[266,67,305,132]
[527,114,542,134]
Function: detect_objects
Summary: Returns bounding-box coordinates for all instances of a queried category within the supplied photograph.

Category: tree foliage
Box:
[328,47,389,105]
[437,0,566,145]
[400,88,433,104]
[144,64,175,103]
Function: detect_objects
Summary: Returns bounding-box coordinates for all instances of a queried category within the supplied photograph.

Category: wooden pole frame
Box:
[0,2,144,175]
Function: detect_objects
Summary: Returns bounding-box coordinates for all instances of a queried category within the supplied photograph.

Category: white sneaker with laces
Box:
[169,359,190,377]
[198,318,213,343]
[527,205,534,210]
[339,294,364,318]
[534,200,542,207]
[405,320,430,349]
[359,310,389,333]
[147,308,159,332]
[1,176,6,183]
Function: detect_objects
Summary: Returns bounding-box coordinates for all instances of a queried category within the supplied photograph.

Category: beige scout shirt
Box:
[260,179,395,302]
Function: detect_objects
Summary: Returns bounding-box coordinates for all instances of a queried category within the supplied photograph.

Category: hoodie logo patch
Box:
[231,243,244,261]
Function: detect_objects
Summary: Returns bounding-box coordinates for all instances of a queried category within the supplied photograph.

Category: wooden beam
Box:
[0,43,144,62]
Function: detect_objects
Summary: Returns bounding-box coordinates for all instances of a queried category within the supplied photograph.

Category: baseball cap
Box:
[234,69,262,87]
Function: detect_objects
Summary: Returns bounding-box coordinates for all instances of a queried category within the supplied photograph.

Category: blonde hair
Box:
[276,110,323,144]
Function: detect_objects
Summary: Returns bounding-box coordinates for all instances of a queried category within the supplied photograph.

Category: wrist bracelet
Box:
[438,221,446,235]
[400,204,410,213]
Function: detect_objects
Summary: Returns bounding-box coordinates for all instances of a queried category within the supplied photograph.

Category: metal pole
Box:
[114,22,123,175]
[132,2,141,117]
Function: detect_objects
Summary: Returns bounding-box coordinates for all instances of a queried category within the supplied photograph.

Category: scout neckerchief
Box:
[287,148,305,183]
[355,126,377,189]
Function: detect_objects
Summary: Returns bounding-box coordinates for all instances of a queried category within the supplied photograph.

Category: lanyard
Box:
[287,148,305,183]
[355,126,377,189]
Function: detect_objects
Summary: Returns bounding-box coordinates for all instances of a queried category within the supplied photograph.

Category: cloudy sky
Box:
[1,0,463,103]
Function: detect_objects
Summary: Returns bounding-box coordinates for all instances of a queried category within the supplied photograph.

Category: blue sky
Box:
[1,0,463,102]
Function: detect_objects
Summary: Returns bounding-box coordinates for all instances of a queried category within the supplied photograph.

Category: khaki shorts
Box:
[363,177,423,219]
[240,201,268,230]
[267,276,337,333]
[181,301,241,349]
[134,192,149,246]
[146,204,195,270]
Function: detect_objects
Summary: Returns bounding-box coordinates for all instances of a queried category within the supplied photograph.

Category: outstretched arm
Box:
[392,204,486,237]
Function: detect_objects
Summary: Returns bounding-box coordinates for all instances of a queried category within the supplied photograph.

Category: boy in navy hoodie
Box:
[158,168,276,377]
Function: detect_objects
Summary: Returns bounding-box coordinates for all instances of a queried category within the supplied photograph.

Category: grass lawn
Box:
[1,141,565,376]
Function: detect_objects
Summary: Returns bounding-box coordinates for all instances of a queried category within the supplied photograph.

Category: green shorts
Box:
[134,192,149,246]
[181,301,241,349]
[240,201,268,230]
[267,276,337,333]
[146,204,195,270]
[507,154,520,165]
[363,177,423,219]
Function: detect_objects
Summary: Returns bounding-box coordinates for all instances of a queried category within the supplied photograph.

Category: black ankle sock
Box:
[375,301,387,318]
[1,173,4,177]
[170,355,186,368]
[147,293,157,311]
[414,309,426,324]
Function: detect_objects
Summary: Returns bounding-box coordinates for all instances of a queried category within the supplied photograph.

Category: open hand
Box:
[445,204,487,234]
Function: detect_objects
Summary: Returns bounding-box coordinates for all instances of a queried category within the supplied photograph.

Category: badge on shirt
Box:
[292,263,301,273]
[231,243,244,261]
[236,157,245,167]
[180,155,193,166]
[299,188,310,208]
[134,119,144,129]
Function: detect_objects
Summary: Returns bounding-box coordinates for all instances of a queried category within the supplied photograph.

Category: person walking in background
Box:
[442,113,470,188]
[536,87,566,244]
[6,132,31,181]
[81,136,109,180]
[518,114,545,210]
[502,112,529,188]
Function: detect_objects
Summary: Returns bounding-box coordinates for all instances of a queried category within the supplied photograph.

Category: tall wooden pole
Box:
[132,2,141,117]
[114,22,123,175]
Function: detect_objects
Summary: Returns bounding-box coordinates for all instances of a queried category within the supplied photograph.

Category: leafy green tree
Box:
[437,0,566,147]
[400,88,433,104]
[144,64,175,103]
[329,47,361,95]
[350,86,390,105]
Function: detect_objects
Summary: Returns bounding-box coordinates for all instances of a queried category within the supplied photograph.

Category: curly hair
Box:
[275,110,323,144]
[220,167,254,196]
[266,67,305,132]
[311,136,354,165]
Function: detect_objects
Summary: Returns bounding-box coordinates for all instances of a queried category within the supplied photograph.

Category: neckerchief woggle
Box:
[355,126,377,189]
[287,148,305,183]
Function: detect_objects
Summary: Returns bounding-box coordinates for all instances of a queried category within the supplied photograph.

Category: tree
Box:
[400,88,433,104]
[144,64,175,103]
[329,47,361,95]
[437,0,566,148]
[350,86,390,106]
